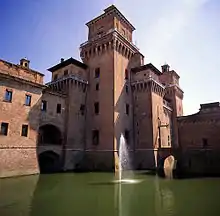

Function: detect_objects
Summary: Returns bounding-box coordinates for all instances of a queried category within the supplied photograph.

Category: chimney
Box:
[161,64,170,73]
[61,58,64,63]
[20,58,30,68]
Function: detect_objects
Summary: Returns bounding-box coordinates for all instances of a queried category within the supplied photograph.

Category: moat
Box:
[1,172,220,216]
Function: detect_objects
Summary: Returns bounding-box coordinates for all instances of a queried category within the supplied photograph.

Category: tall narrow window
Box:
[125,69,128,79]
[21,124,28,137]
[0,122,9,136]
[126,104,129,115]
[54,74,58,80]
[202,138,208,148]
[80,104,85,115]
[125,85,129,94]
[92,130,99,145]
[64,70,68,76]
[41,100,47,111]
[94,102,99,115]
[25,94,32,106]
[125,130,129,144]
[4,89,12,102]
[57,104,61,113]
[95,68,100,78]
[96,83,99,91]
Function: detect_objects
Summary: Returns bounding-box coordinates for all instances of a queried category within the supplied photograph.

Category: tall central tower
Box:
[80,5,144,170]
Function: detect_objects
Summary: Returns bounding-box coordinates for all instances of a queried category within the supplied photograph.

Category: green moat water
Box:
[0,172,220,216]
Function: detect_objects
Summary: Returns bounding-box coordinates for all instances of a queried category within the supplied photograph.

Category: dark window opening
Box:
[24,62,28,67]
[83,86,86,93]
[126,104,129,115]
[21,124,28,137]
[39,125,62,145]
[202,138,208,148]
[92,130,99,145]
[25,95,31,106]
[64,70,68,76]
[57,104,61,114]
[0,122,8,136]
[94,102,99,115]
[41,100,47,111]
[125,85,129,93]
[96,83,99,91]
[54,74,58,80]
[125,130,129,144]
[4,89,12,102]
[125,69,128,79]
[95,68,100,78]
[80,104,85,115]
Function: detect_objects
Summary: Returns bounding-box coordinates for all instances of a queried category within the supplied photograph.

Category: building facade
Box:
[1,5,218,178]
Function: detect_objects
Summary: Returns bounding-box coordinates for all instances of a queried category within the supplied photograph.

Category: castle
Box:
[1,5,220,178]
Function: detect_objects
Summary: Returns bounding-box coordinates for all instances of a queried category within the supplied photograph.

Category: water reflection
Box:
[154,175,175,216]
[1,173,220,216]
[0,175,39,216]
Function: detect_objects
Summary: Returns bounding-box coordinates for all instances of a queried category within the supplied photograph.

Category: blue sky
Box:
[0,0,219,115]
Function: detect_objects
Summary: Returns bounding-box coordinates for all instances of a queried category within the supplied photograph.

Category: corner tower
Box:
[80,5,144,170]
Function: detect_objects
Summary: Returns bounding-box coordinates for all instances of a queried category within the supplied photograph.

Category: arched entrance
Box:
[38,124,62,145]
[158,155,176,178]
[38,151,61,173]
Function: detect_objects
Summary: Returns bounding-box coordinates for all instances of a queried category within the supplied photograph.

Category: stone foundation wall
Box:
[179,150,220,176]
[134,150,156,170]
[0,148,39,178]
[80,151,115,171]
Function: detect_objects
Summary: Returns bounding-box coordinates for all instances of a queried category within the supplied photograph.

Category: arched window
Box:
[38,124,62,145]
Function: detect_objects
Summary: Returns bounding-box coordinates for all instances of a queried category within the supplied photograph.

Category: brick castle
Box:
[1,5,220,178]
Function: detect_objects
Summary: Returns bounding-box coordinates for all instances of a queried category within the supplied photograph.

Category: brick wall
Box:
[0,78,43,178]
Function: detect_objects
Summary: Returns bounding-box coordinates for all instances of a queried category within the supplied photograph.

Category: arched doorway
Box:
[38,124,62,145]
[157,155,176,178]
[38,151,61,173]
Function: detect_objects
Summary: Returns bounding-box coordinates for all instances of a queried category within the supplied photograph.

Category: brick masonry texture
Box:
[0,5,219,178]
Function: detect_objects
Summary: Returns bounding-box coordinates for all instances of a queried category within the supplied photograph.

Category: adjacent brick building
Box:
[0,5,218,178]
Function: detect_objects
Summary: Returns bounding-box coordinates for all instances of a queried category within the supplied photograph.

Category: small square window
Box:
[125,85,129,93]
[41,100,47,111]
[96,83,99,91]
[124,130,129,144]
[64,70,68,76]
[125,69,128,79]
[95,68,100,78]
[80,104,85,115]
[92,130,99,145]
[21,124,28,137]
[94,102,99,115]
[0,122,9,136]
[25,95,31,106]
[202,138,208,148]
[57,104,61,113]
[54,74,58,80]
[4,89,12,102]
[126,104,129,115]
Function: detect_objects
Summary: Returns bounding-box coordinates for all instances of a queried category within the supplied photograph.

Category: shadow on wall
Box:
[114,56,156,171]
[27,95,63,174]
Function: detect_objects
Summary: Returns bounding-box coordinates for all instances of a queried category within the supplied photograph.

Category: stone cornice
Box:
[0,58,44,76]
[0,72,45,89]
[86,5,135,31]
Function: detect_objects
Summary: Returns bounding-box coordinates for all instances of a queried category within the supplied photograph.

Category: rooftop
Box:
[131,63,162,75]
[47,57,88,72]
[86,5,135,31]
[0,58,44,76]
